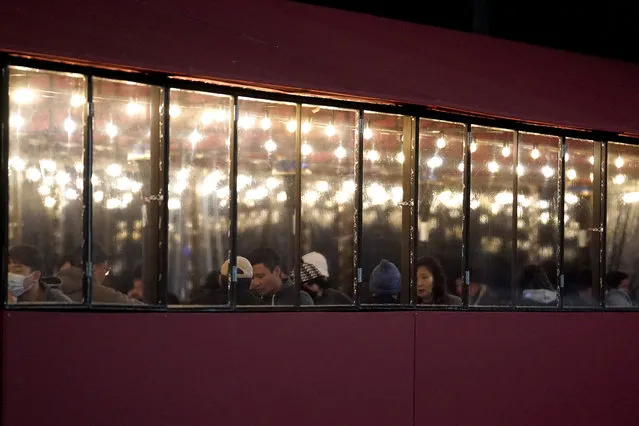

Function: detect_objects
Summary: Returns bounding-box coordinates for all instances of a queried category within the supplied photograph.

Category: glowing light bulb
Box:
[436,136,447,149]
[615,156,624,168]
[55,171,71,186]
[39,159,56,172]
[260,116,272,130]
[565,193,579,205]
[26,167,41,182]
[325,124,336,137]
[364,127,373,140]
[64,117,76,134]
[457,162,464,172]
[266,177,281,190]
[277,191,287,202]
[567,168,577,180]
[76,178,83,189]
[516,165,525,176]
[365,149,380,162]
[126,101,144,116]
[214,109,227,122]
[239,115,255,129]
[316,181,330,192]
[501,145,511,157]
[264,139,277,153]
[106,198,122,209]
[427,155,444,169]
[588,156,595,165]
[487,161,499,173]
[470,142,477,153]
[334,146,347,160]
[9,156,25,171]
[343,180,356,193]
[531,148,540,159]
[613,174,626,185]
[131,181,143,193]
[301,142,313,156]
[70,94,86,108]
[75,162,84,173]
[13,88,35,104]
[106,122,118,138]
[396,152,405,164]
[44,196,57,209]
[335,191,348,205]
[9,114,24,129]
[541,165,554,178]
[302,121,312,134]
[286,119,297,133]
[169,105,181,118]
[189,129,203,146]
[589,172,594,182]
[38,185,51,196]
[64,188,79,200]
[106,163,122,177]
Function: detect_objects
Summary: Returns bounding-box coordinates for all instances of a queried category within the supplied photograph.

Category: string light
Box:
[264,139,277,153]
[427,155,444,169]
[396,152,405,164]
[470,142,477,153]
[516,165,525,176]
[70,94,86,108]
[26,167,41,182]
[501,145,511,157]
[9,114,24,129]
[531,147,540,159]
[436,135,447,149]
[286,119,297,133]
[566,169,577,180]
[364,149,380,162]
[9,157,25,171]
[615,156,624,168]
[364,127,373,140]
[488,161,499,173]
[325,124,336,137]
[189,129,203,146]
[541,165,554,178]
[613,174,626,185]
[302,121,312,134]
[106,122,118,138]
[125,101,144,116]
[239,115,255,129]
[301,142,313,156]
[13,88,35,104]
[334,146,347,160]
[106,163,122,177]
[44,196,57,208]
[64,117,76,134]
[169,105,181,118]
[260,116,272,130]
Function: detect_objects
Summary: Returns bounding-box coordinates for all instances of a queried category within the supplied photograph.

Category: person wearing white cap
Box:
[292,252,352,305]
[190,256,258,305]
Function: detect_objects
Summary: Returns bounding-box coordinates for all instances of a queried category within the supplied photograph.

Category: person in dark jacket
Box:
[368,259,401,304]
[291,254,352,305]
[416,256,461,305]
[8,244,67,303]
[605,271,632,307]
[190,256,260,305]
[247,247,313,306]
[518,264,557,306]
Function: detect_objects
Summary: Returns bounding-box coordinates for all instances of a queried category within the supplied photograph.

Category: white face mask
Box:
[8,272,32,297]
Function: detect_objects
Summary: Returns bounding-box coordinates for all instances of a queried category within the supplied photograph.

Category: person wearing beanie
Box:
[291,254,352,305]
[368,259,401,304]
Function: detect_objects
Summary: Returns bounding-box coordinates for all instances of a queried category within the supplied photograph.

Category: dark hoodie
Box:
[253,278,314,306]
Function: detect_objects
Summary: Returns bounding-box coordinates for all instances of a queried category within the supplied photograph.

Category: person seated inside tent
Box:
[415,256,461,305]
[190,256,259,305]
[8,245,70,303]
[247,247,313,305]
[291,251,352,305]
[518,263,557,306]
[605,271,633,308]
[367,259,401,304]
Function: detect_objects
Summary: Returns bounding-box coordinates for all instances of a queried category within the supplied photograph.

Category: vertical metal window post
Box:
[294,104,303,308]
[81,76,94,306]
[0,56,9,305]
[511,131,520,306]
[557,136,566,308]
[461,123,472,307]
[228,96,239,309]
[158,87,171,306]
[353,110,365,306]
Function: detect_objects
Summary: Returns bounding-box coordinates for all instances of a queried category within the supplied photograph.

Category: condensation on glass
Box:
[6,67,86,304]
[562,138,597,307]
[605,142,636,308]
[469,125,515,305]
[360,112,408,304]
[298,105,356,305]
[167,89,233,306]
[516,132,560,307]
[417,118,465,306]
[236,97,298,306]
[91,78,163,305]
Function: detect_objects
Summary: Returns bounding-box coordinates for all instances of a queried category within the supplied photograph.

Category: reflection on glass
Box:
[469,125,515,305]
[605,142,637,308]
[299,105,356,305]
[562,138,596,307]
[92,78,162,304]
[168,89,233,305]
[361,112,407,304]
[7,67,85,304]
[417,119,465,305]
[516,132,560,307]
[237,98,299,306]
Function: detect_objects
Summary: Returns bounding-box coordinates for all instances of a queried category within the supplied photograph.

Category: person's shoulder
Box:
[448,293,462,306]
[300,290,315,305]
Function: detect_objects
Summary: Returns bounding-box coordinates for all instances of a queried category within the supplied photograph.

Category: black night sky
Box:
[296,0,639,64]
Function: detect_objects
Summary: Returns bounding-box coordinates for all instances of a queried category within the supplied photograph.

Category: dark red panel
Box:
[1,0,639,134]
[415,312,639,426]
[2,311,414,426]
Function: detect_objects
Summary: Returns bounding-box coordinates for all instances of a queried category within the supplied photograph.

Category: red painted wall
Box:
[2,311,638,426]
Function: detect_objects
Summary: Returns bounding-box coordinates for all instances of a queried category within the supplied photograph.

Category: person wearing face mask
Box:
[291,252,352,305]
[8,245,70,303]
[247,247,313,306]
[415,256,461,305]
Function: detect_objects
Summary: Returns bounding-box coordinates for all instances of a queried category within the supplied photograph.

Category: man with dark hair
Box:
[605,271,632,307]
[247,247,313,306]
[8,245,71,303]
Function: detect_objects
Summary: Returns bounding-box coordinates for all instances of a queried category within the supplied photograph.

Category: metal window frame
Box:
[1,54,638,313]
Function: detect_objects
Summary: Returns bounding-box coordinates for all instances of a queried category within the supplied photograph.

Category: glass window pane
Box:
[299,105,356,305]
[469,125,515,305]
[562,138,597,307]
[168,89,233,306]
[361,112,408,304]
[237,98,302,306]
[7,67,85,304]
[92,78,162,305]
[516,132,560,307]
[417,118,464,306]
[605,142,636,308]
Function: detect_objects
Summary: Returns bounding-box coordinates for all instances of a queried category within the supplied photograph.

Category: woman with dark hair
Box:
[518,263,557,306]
[416,256,461,305]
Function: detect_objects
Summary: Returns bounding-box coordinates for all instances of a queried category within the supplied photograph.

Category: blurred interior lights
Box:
[13,88,35,104]
[395,152,405,164]
[70,94,86,108]
[105,122,118,138]
[286,119,297,133]
[623,192,639,203]
[260,116,272,130]
[325,124,336,137]
[613,174,626,185]
[436,135,447,149]
[501,145,511,157]
[487,160,499,173]
[457,162,464,172]
[26,167,41,182]
[364,126,373,140]
[106,163,122,177]
[427,155,444,169]
[276,191,287,202]
[125,101,144,116]
[44,196,57,209]
[588,155,595,165]
[541,165,554,178]
[264,139,277,153]
[169,105,181,119]
[55,171,71,186]
[364,149,380,162]
[64,188,79,200]
[615,156,624,168]
[470,141,477,153]
[10,114,25,129]
[9,156,25,171]
[107,198,122,210]
[64,117,76,134]
[516,165,525,176]
[566,168,577,180]
[302,121,312,134]
[39,159,56,172]
[565,193,579,205]
[38,185,51,196]
[531,147,540,159]
[334,145,347,160]
[239,115,255,129]
[189,129,203,146]
[301,142,313,156]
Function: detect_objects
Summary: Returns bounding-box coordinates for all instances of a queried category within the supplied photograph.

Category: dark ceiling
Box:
[294,0,639,64]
